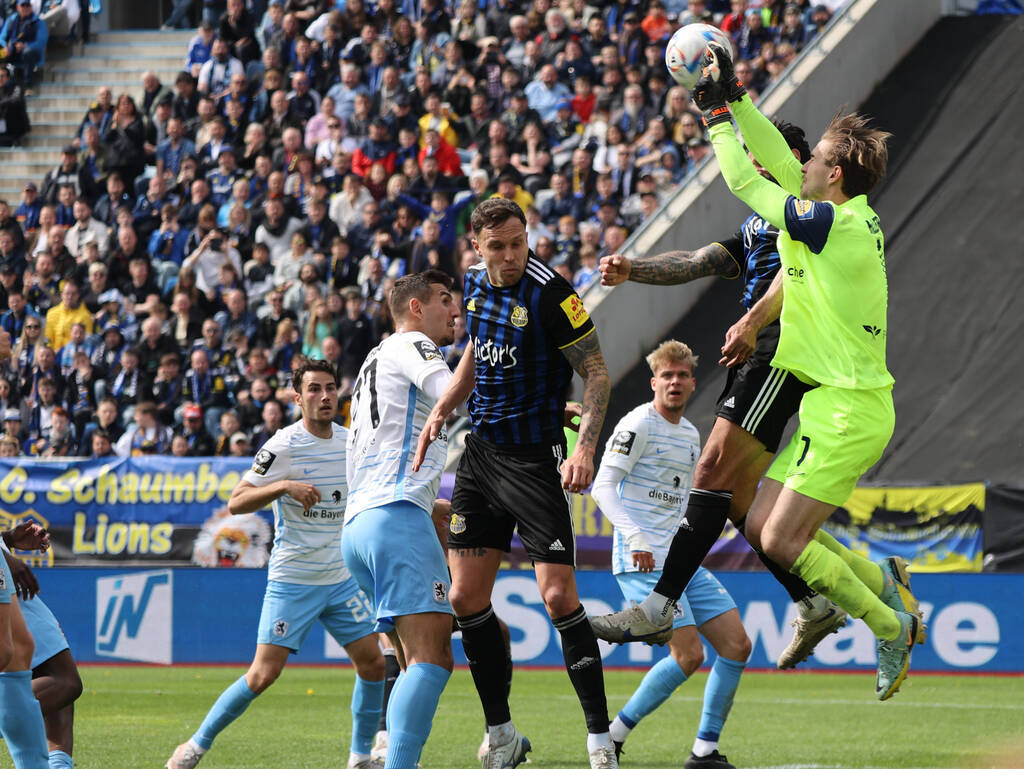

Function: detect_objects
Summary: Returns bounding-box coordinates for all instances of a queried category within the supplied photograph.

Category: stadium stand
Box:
[0,0,853,461]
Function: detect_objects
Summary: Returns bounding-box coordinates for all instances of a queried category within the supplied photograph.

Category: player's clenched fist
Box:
[599,254,632,286]
[285,481,321,511]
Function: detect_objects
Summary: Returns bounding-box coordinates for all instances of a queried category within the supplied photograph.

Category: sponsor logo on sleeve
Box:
[413,340,442,361]
[559,294,590,329]
[610,430,636,456]
[794,199,814,218]
[252,449,276,476]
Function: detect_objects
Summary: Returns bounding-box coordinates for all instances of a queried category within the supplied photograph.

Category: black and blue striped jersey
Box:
[463,255,596,446]
[719,213,782,310]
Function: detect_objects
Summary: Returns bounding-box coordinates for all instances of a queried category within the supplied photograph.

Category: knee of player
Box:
[540,585,577,619]
[670,637,704,677]
[353,649,386,681]
[60,666,84,703]
[246,661,284,694]
[717,632,752,664]
[448,585,487,616]
[694,447,740,490]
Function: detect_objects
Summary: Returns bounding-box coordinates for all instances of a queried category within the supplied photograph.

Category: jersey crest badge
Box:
[449,513,466,534]
[252,449,277,476]
[413,340,442,361]
[466,298,476,312]
[610,430,636,456]
[510,305,529,328]
[559,295,590,329]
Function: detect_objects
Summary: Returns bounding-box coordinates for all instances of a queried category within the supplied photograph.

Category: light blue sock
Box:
[350,675,385,755]
[696,656,745,743]
[192,675,258,751]
[384,663,451,769]
[48,750,74,769]
[620,656,688,725]
[0,670,49,769]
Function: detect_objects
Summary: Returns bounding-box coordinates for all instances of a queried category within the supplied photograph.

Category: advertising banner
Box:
[823,484,985,572]
[28,567,1023,672]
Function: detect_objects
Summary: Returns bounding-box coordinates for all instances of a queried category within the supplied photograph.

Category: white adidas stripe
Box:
[742,367,787,435]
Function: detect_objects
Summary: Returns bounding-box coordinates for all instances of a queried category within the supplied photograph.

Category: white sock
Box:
[487,721,515,746]
[798,592,830,618]
[692,737,718,757]
[609,716,632,744]
[349,751,370,765]
[187,739,207,755]
[587,732,613,753]
[640,591,675,624]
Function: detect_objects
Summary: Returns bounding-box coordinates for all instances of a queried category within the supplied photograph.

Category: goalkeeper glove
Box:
[692,56,731,128]
[705,41,747,103]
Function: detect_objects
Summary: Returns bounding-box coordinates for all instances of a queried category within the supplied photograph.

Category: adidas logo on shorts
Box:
[549,539,565,551]
[723,396,736,409]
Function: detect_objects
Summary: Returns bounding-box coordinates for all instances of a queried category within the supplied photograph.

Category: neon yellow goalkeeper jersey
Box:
[710,97,894,390]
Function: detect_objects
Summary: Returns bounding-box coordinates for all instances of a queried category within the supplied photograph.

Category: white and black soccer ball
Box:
[664,23,734,90]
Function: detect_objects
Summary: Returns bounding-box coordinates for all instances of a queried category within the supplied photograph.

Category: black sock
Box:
[553,605,609,734]
[653,489,732,600]
[734,515,816,603]
[458,604,512,726]
[498,616,513,699]
[377,650,401,733]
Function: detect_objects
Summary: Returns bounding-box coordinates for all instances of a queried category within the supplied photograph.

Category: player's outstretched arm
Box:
[229,479,321,515]
[708,120,790,230]
[600,244,740,287]
[719,270,784,367]
[559,330,610,493]
[730,95,803,197]
[413,342,476,471]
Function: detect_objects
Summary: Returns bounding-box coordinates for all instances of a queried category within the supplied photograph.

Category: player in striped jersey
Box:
[594,122,847,668]
[591,341,750,769]
[342,270,461,769]
[415,199,618,769]
[166,359,386,769]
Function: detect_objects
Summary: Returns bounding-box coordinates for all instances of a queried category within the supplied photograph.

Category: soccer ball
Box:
[664,23,734,90]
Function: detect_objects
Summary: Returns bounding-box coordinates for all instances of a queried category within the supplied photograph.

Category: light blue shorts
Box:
[20,595,70,669]
[615,566,735,630]
[341,502,453,628]
[256,577,376,652]
[0,557,11,605]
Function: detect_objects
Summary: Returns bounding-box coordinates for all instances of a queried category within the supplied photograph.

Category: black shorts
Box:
[715,327,813,453]
[449,433,575,566]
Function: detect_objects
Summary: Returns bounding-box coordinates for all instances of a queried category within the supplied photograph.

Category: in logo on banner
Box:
[95,569,173,664]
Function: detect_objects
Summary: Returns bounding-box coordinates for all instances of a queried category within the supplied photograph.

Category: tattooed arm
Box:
[559,329,610,493]
[599,242,740,286]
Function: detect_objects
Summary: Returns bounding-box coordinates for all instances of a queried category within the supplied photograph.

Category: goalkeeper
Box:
[691,43,921,700]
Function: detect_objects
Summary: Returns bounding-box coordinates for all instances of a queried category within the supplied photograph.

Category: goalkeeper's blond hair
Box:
[822,110,891,198]
[646,340,698,375]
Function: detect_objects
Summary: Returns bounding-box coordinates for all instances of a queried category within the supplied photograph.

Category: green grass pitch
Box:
[73,665,1023,769]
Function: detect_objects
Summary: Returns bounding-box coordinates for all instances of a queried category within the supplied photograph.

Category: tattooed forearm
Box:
[561,330,610,453]
[629,243,739,285]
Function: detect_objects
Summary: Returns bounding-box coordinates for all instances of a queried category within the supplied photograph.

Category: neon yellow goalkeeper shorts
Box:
[766,383,895,507]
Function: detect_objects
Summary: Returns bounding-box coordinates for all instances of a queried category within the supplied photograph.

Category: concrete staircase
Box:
[0,29,195,201]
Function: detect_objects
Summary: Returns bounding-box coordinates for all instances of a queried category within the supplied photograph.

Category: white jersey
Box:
[242,420,350,585]
[346,331,452,521]
[598,403,701,574]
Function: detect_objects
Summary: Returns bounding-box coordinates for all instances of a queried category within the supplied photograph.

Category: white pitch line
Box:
[539,693,1024,710]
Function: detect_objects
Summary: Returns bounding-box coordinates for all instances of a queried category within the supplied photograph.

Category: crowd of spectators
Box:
[0,0,839,460]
